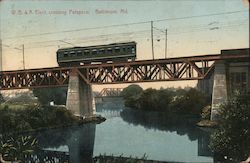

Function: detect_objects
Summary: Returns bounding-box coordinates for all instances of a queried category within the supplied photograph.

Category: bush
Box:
[138,88,159,111]
[201,105,211,119]
[0,105,79,133]
[210,92,250,161]
[138,88,173,111]
[32,87,67,105]
[121,85,209,116]
[121,84,143,109]
[0,135,38,161]
[170,88,209,115]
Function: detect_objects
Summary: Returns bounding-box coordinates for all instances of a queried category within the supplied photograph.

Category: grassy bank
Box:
[0,104,105,134]
[0,104,79,134]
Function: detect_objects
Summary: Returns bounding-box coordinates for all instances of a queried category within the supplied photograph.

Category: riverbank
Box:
[93,155,183,163]
[121,85,211,116]
[1,97,214,162]
[197,119,219,128]
[0,104,105,135]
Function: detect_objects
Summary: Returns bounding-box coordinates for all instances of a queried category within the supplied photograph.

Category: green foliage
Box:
[170,88,209,115]
[138,88,173,111]
[0,105,79,133]
[122,85,209,116]
[32,87,67,105]
[210,92,250,161]
[0,135,38,161]
[121,84,143,109]
[201,105,211,119]
[7,94,36,104]
[0,93,4,104]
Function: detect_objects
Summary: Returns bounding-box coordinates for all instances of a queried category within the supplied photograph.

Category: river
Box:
[24,97,214,162]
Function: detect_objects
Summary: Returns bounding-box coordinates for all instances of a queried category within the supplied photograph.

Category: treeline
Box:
[121,85,210,115]
[0,105,79,134]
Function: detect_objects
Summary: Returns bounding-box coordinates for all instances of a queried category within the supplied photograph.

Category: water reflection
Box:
[120,109,208,142]
[33,124,96,163]
[94,98,214,162]
[1,98,214,162]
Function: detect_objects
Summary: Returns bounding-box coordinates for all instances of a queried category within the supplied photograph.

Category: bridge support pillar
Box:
[211,61,228,121]
[66,69,94,117]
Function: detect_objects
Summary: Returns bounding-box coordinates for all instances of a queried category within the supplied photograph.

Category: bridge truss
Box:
[96,88,123,97]
[0,50,249,90]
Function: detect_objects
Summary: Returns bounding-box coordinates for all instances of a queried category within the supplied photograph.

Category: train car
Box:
[57,41,136,66]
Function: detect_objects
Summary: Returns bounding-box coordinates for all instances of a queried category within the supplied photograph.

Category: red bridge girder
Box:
[0,49,249,90]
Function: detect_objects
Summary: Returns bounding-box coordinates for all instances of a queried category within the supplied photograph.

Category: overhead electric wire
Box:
[2,10,248,40]
[25,19,248,49]
[8,17,248,49]
[2,10,248,50]
[23,21,248,50]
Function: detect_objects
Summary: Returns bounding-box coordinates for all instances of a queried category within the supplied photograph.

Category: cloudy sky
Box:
[0,0,249,89]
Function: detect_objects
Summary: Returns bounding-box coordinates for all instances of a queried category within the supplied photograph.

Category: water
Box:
[93,98,213,162]
[12,97,214,162]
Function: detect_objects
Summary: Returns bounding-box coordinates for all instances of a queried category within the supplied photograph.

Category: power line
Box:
[24,29,150,46]
[4,20,247,50]
[16,18,249,48]
[154,10,247,23]
[2,10,247,40]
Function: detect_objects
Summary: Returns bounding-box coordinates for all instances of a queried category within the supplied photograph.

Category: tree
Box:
[210,92,250,162]
[139,88,159,111]
[32,87,67,105]
[170,88,208,115]
[121,84,143,109]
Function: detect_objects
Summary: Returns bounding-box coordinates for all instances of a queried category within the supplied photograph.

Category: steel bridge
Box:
[96,88,123,97]
[0,48,249,90]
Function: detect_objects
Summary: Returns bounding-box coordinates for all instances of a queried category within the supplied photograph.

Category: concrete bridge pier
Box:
[211,61,228,121]
[66,69,95,117]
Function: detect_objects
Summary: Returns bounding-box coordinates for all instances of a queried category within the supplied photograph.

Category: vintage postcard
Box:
[0,0,249,162]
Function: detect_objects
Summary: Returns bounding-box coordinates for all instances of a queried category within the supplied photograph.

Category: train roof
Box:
[57,41,136,52]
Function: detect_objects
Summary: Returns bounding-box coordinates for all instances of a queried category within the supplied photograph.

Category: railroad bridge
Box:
[0,48,249,120]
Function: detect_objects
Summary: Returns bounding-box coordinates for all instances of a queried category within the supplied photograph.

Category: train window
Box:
[77,51,82,56]
[115,47,120,53]
[84,50,90,55]
[64,52,68,57]
[132,47,135,53]
[58,53,63,58]
[70,51,76,56]
[107,48,113,54]
[127,47,131,52]
[122,47,127,52]
[99,49,105,54]
[92,49,97,55]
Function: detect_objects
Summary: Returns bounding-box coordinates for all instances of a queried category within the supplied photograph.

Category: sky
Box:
[0,0,249,90]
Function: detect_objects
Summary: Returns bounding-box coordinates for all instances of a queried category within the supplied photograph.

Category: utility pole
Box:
[151,21,154,60]
[22,44,25,69]
[0,39,2,71]
[165,29,167,59]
